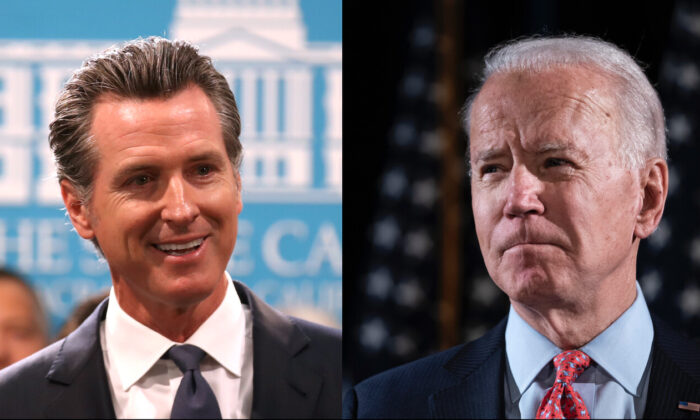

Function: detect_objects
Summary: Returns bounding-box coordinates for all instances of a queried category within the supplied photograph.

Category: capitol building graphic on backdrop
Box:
[0,0,342,206]
[0,0,342,330]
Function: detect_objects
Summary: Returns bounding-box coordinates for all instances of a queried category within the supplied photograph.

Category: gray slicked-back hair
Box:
[50,36,242,205]
[49,36,242,252]
[462,35,667,168]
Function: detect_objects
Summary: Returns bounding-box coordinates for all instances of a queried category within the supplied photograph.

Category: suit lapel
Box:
[44,298,116,418]
[424,312,700,419]
[429,318,507,419]
[39,283,326,418]
[644,316,700,419]
[234,281,323,418]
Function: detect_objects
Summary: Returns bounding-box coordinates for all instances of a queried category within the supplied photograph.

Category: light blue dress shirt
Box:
[504,282,654,419]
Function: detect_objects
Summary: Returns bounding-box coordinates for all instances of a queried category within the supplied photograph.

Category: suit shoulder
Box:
[347,319,507,418]
[290,316,341,346]
[0,339,64,415]
[652,314,700,380]
[355,317,506,394]
[286,316,342,418]
[288,316,341,371]
[356,344,465,395]
[347,345,465,419]
[0,339,63,388]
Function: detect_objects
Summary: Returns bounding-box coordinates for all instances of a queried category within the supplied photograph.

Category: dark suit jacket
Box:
[344,315,700,419]
[0,280,341,419]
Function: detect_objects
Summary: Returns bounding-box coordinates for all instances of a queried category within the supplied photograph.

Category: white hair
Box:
[462,35,667,168]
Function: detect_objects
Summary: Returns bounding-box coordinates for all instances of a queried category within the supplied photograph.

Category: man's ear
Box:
[60,180,95,240]
[634,158,669,239]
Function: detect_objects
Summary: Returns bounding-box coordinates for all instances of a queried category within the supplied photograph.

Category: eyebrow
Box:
[472,148,507,164]
[111,151,228,183]
[536,142,588,160]
[112,163,157,183]
[187,151,228,165]
[536,143,573,154]
[472,142,585,164]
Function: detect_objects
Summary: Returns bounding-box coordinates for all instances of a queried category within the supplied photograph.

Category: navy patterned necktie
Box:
[165,344,222,419]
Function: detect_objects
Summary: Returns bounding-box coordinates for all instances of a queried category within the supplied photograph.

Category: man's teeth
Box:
[156,238,204,252]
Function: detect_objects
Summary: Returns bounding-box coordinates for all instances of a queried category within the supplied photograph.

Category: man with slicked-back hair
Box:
[0,37,340,419]
[344,36,700,419]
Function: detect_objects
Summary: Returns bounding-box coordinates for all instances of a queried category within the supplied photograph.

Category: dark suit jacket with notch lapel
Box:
[0,280,341,419]
[343,315,700,419]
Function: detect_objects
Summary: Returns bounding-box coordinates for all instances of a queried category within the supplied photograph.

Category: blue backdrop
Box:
[0,0,342,335]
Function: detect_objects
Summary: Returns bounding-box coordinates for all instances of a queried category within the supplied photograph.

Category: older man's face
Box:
[469,67,643,309]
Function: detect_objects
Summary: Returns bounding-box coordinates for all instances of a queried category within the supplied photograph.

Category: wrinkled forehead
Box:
[475,67,618,120]
[469,67,620,153]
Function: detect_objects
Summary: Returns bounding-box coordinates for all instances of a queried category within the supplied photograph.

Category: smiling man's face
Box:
[469,67,643,310]
[62,85,242,315]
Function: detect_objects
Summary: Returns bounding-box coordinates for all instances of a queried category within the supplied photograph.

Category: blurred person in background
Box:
[345,35,700,419]
[54,290,109,341]
[0,36,340,419]
[0,268,48,370]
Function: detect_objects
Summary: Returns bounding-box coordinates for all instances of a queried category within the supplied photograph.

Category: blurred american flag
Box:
[344,0,700,388]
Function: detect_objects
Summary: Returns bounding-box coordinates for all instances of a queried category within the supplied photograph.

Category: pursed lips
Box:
[500,240,562,255]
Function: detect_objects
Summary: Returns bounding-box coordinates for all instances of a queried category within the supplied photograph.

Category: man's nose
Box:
[160,176,200,225]
[503,165,545,218]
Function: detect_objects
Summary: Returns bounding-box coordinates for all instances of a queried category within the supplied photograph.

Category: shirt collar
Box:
[505,303,561,398]
[505,281,654,398]
[104,272,246,391]
[580,282,653,396]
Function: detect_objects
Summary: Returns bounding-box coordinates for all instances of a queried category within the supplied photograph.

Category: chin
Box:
[494,266,560,305]
[158,287,215,308]
[156,273,221,305]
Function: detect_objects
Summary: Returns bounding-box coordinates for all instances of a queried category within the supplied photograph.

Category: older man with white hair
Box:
[343,36,700,419]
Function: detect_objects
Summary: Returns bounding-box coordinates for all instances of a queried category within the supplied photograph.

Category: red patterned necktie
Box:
[536,350,591,419]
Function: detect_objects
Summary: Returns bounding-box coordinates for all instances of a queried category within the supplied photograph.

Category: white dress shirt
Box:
[100,273,254,419]
[504,281,654,418]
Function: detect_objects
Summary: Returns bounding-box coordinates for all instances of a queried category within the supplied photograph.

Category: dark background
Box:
[344,0,700,389]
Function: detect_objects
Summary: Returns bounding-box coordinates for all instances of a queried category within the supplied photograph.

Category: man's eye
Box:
[544,158,570,168]
[132,175,152,186]
[197,165,212,176]
[482,165,500,175]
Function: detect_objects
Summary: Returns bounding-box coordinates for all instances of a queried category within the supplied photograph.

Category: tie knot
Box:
[165,344,206,373]
[552,350,590,385]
